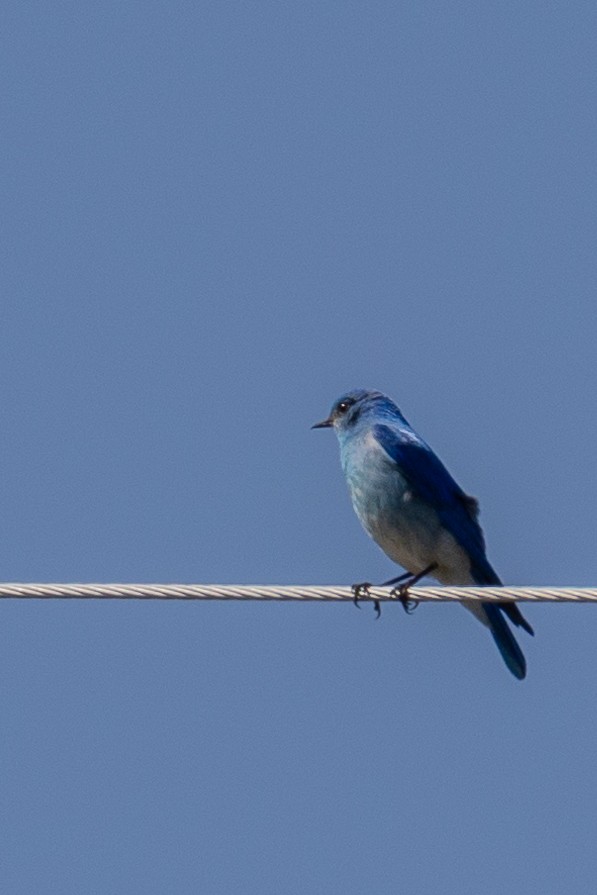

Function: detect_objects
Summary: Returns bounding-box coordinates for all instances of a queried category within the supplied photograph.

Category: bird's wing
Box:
[373,423,534,636]
[372,423,499,585]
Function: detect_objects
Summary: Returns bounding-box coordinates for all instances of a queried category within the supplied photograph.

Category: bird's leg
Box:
[352,567,427,618]
[359,571,413,617]
[380,571,413,588]
[352,570,414,618]
[390,563,437,615]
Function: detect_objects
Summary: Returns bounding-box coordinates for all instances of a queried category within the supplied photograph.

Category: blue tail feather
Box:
[482,603,527,680]
[471,562,535,638]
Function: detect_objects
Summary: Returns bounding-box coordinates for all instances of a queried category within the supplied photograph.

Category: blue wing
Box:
[373,422,535,639]
[372,423,499,585]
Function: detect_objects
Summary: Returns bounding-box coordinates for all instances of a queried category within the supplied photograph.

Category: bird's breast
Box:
[340,430,470,579]
[341,433,431,564]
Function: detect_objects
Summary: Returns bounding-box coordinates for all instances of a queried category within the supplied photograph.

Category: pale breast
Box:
[342,430,474,582]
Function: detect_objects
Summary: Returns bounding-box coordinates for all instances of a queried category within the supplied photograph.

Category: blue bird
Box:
[312,388,533,679]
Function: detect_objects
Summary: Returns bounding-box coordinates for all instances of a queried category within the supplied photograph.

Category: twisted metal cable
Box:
[0,583,594,603]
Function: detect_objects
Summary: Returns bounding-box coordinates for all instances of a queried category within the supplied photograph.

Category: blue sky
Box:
[2,1,597,892]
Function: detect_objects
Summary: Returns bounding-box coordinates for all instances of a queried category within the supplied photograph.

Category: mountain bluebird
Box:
[312,388,533,679]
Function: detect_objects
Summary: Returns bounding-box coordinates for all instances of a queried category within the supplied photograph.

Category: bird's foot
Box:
[351,582,371,610]
[351,582,381,618]
[389,563,437,615]
[390,583,419,615]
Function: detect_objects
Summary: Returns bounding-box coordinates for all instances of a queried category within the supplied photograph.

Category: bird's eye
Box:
[337,401,351,414]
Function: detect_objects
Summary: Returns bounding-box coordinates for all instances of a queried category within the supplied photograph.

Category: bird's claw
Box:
[390,584,419,615]
[351,582,371,609]
[351,583,382,618]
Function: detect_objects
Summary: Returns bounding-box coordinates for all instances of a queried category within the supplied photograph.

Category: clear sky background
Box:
[2,2,597,892]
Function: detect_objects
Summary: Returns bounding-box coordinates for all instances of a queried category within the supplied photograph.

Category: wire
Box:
[0,583,593,603]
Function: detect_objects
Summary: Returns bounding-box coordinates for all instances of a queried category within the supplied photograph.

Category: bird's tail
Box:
[482,602,527,680]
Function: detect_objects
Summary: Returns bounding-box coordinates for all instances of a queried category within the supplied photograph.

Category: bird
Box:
[312,388,534,679]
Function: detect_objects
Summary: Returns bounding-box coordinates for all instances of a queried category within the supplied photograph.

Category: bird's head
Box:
[312,388,397,435]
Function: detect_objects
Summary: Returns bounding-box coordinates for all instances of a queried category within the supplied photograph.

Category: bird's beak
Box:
[311,417,333,429]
